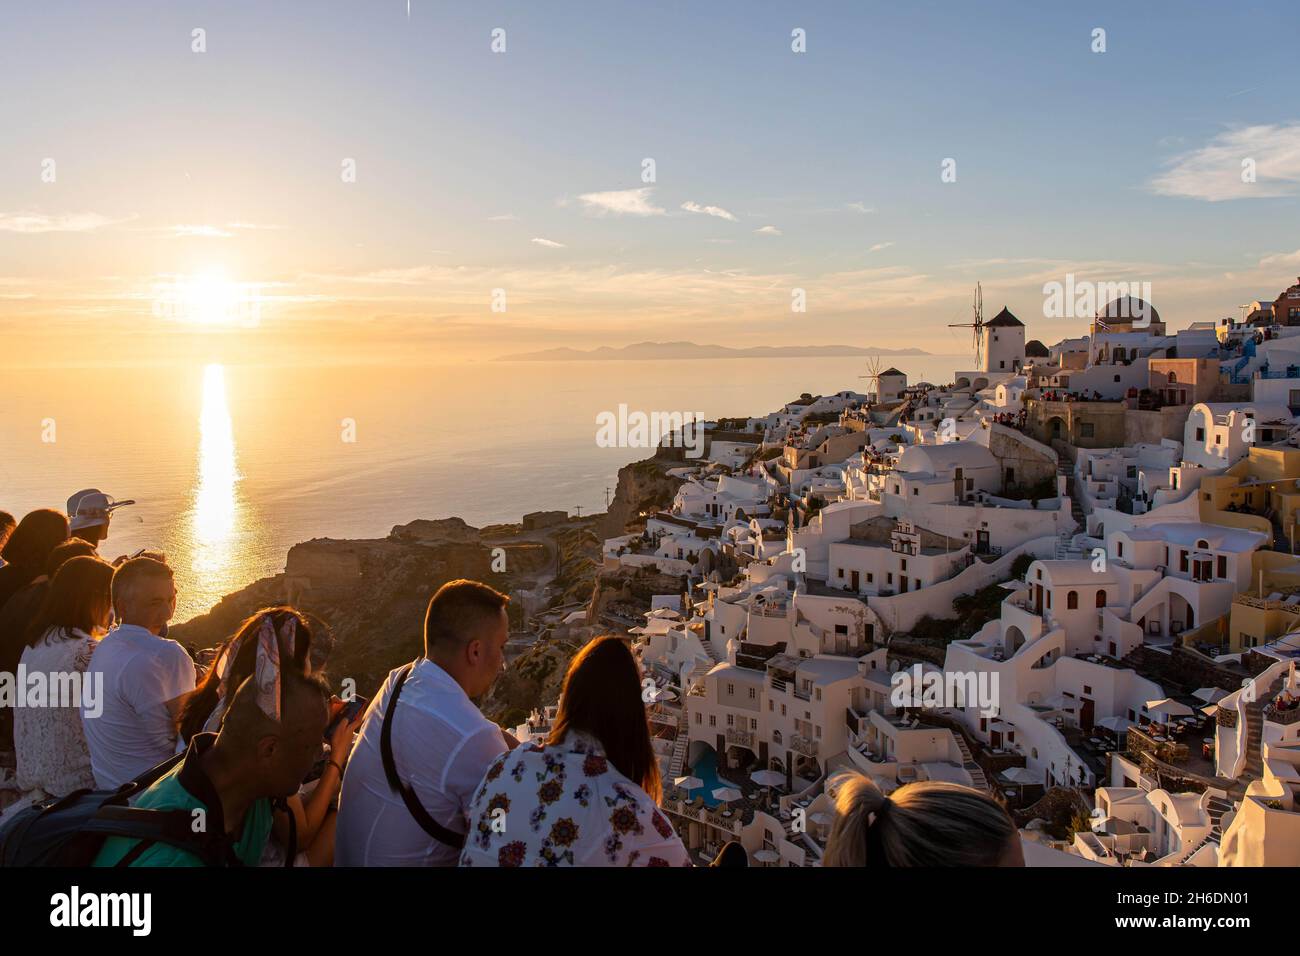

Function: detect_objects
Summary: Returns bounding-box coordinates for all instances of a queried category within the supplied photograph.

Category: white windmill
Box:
[859,355,886,403]
[948,283,986,369]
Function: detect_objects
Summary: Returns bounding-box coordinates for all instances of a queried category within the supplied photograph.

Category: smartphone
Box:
[324,696,368,742]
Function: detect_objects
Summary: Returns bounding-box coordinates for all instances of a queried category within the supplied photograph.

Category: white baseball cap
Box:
[67,489,136,532]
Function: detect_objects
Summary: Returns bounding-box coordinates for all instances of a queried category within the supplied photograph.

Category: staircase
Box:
[669,709,689,778]
[952,733,991,793]
[1055,459,1086,560]
[1205,794,1233,847]
[1241,670,1283,780]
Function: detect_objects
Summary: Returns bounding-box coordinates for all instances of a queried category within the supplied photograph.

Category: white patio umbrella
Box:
[1193,687,1229,704]
[750,770,785,787]
[809,811,834,828]
[1145,698,1195,719]
[712,787,743,804]
[752,849,780,865]
[1000,766,1040,785]
[1096,716,1134,733]
[674,775,703,792]
[650,686,678,702]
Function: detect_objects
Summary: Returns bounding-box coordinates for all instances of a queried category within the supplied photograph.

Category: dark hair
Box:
[26,555,114,648]
[423,579,509,655]
[110,555,173,608]
[547,636,660,802]
[0,511,15,542]
[823,772,1018,867]
[44,538,98,578]
[1,509,69,570]
[179,606,314,744]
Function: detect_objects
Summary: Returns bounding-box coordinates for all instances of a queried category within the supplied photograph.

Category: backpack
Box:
[0,751,296,867]
[380,661,467,850]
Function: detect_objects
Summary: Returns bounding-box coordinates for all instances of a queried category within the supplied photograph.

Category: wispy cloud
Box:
[171,224,236,238]
[531,237,566,248]
[846,202,875,214]
[869,241,895,252]
[1149,123,1300,201]
[681,201,737,221]
[755,225,782,236]
[0,211,131,234]
[577,187,665,216]
[487,213,519,222]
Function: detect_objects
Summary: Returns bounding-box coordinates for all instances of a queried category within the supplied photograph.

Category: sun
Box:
[154,268,262,328]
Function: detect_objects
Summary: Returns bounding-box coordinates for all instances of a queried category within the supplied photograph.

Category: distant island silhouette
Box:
[497,341,932,362]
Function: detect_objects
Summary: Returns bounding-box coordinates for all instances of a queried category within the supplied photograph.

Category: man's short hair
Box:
[111,555,174,608]
[424,579,510,654]
[220,667,331,747]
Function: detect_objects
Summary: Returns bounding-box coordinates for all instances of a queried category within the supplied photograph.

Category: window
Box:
[815,725,822,738]
[1217,555,1227,578]
[837,568,844,578]
[727,683,735,695]
[887,573,893,585]
[709,715,716,727]
[1114,375,1121,383]
[901,559,908,572]
[912,488,919,496]
[1179,550,1189,573]
[1096,590,1106,608]
[1080,422,1095,438]
[867,573,873,583]
[1047,590,1052,609]
[1117,541,1124,557]
[1215,434,1222,445]
[768,700,773,711]
[1084,685,1092,695]
[966,478,974,490]
[727,714,734,726]
[695,713,701,724]
[815,688,822,701]
[748,687,756,700]
[1067,591,1078,610]
[751,718,757,730]
[1195,427,1204,441]
[781,704,787,716]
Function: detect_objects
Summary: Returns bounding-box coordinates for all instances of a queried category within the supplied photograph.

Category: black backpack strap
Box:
[380,661,466,850]
[83,806,240,867]
[118,751,188,798]
[272,797,298,867]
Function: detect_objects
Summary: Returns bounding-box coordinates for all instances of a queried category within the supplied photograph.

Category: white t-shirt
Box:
[335,659,508,867]
[81,623,196,790]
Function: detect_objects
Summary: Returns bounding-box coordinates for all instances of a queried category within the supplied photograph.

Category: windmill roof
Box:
[880,368,905,377]
[986,308,1024,328]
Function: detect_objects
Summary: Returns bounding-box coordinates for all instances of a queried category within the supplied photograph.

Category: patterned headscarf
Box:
[209,612,298,726]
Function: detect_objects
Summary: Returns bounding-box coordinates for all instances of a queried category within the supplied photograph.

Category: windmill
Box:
[859,354,886,403]
[948,283,986,368]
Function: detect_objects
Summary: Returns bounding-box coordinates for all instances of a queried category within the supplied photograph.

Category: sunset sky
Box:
[3,0,1299,366]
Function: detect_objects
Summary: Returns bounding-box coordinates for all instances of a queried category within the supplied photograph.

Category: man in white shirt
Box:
[82,556,196,789]
[336,579,516,866]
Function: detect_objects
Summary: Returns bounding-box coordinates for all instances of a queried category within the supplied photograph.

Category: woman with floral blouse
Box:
[459,636,690,867]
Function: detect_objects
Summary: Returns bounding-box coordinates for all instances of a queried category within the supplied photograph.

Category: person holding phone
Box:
[176,605,358,865]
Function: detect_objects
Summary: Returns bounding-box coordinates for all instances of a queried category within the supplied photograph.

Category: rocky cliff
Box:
[169,453,690,723]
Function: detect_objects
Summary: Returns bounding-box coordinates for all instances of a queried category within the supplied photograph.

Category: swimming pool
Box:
[684,749,740,807]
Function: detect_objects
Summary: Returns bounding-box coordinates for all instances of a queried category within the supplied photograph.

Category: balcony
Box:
[1265,703,1300,726]
[790,734,820,757]
[725,727,756,748]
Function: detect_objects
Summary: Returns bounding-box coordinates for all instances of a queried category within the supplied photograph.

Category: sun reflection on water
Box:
[192,364,241,580]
